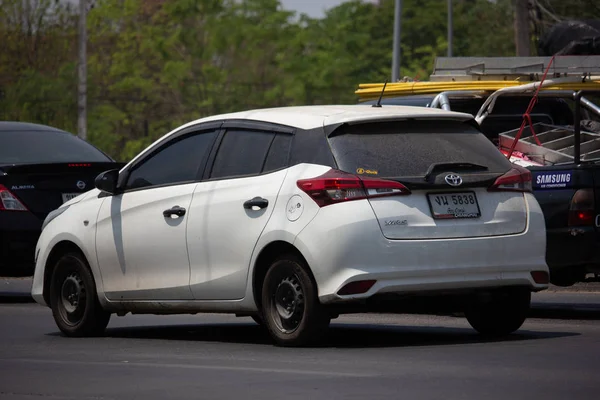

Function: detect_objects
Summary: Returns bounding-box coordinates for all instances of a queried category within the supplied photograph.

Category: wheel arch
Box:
[252,240,315,311]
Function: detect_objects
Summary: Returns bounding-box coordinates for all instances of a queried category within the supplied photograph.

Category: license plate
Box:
[62,193,80,203]
[427,192,481,219]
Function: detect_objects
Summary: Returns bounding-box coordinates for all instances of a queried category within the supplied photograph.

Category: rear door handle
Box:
[244,197,269,210]
[163,206,186,218]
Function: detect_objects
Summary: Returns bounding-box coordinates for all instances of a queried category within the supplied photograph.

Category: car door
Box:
[187,124,293,300]
[95,127,219,301]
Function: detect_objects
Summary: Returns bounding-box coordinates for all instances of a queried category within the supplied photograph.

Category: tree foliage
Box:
[0,0,597,161]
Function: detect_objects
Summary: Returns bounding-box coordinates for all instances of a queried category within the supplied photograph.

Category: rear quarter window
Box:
[328,119,512,178]
[263,133,292,172]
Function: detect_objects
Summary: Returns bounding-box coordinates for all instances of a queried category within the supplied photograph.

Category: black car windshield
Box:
[328,119,512,178]
[0,130,111,164]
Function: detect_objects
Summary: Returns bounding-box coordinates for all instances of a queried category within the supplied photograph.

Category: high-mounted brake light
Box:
[297,169,410,207]
[488,166,532,193]
[0,184,28,211]
[68,163,92,167]
[568,189,595,227]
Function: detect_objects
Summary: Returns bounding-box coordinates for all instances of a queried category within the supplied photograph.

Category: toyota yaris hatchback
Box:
[32,105,549,346]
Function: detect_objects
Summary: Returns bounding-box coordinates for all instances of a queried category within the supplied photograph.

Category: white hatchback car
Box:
[32,105,549,346]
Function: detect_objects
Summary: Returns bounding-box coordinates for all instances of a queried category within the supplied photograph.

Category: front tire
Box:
[465,288,531,336]
[261,256,330,347]
[49,252,110,337]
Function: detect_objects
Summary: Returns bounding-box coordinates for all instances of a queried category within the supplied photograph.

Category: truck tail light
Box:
[568,189,595,226]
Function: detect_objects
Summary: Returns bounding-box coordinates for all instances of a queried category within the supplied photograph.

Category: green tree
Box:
[0,0,537,162]
[0,0,78,129]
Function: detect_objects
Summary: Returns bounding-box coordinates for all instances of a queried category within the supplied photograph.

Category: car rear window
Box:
[0,130,111,164]
[328,119,512,177]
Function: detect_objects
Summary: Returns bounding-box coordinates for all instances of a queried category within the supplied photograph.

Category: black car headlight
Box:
[41,206,70,231]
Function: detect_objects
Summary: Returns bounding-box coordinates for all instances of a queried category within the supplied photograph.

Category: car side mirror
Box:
[95,169,120,194]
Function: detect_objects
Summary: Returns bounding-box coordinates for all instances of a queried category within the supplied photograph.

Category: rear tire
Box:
[261,255,330,347]
[550,268,583,287]
[465,288,531,337]
[49,252,110,337]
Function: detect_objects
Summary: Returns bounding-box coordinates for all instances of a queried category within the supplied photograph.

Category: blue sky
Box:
[280,0,350,18]
[62,1,364,19]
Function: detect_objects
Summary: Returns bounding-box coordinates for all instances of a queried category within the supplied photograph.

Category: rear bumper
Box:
[0,212,42,275]
[294,193,548,304]
[546,226,600,271]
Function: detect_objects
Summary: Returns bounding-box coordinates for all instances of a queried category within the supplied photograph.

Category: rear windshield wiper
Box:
[424,162,488,182]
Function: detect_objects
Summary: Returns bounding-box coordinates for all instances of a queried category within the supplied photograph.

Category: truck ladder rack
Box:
[499,123,600,165]
[431,56,600,82]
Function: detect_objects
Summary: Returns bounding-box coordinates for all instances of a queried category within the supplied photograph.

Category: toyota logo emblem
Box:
[444,174,463,187]
[76,180,86,190]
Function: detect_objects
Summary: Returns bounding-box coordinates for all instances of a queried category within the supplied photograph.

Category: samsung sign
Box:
[533,171,573,189]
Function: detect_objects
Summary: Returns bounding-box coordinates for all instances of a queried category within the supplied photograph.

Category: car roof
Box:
[185,105,474,131]
[124,105,476,169]
[0,121,68,133]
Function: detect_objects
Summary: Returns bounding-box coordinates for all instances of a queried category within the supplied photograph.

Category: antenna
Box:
[372,80,388,108]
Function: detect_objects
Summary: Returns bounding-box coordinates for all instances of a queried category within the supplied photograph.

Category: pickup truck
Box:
[356,56,600,286]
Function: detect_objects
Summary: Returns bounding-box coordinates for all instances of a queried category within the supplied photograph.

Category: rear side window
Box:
[210,129,275,179]
[263,133,292,172]
[289,128,337,168]
[0,130,111,164]
[126,130,218,189]
[328,120,511,177]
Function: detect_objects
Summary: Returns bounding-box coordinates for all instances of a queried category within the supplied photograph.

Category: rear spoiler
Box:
[325,117,479,138]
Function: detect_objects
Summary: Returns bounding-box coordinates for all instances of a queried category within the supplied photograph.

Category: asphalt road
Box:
[1,298,599,400]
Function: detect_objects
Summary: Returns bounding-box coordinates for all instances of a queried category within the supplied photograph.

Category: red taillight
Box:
[568,210,595,226]
[0,184,28,211]
[568,189,595,226]
[337,280,376,295]
[488,166,532,193]
[361,177,410,199]
[297,169,410,207]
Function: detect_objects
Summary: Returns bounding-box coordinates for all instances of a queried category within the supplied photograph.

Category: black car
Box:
[0,122,123,276]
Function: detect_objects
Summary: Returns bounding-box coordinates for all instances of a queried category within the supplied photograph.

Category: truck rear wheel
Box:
[550,268,584,287]
[465,288,530,336]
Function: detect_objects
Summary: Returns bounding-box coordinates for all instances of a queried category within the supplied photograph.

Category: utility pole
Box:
[78,0,87,140]
[391,0,402,82]
[514,0,530,56]
[447,0,453,57]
